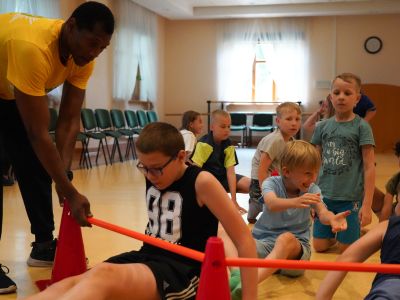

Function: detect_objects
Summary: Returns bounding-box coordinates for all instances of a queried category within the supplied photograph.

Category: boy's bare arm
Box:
[195,172,258,300]
[360,145,375,226]
[380,193,395,222]
[258,152,273,188]
[316,221,387,300]
[226,166,247,213]
[314,202,350,232]
[226,165,237,201]
[264,192,320,212]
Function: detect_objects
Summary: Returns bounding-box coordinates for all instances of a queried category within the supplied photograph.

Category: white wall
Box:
[60,2,400,132]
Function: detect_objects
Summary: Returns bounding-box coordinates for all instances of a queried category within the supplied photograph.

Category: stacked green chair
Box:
[248,113,274,146]
[124,110,141,133]
[76,132,91,169]
[146,110,158,123]
[49,108,91,168]
[95,109,123,163]
[110,109,138,160]
[136,109,149,128]
[81,108,111,166]
[230,113,247,147]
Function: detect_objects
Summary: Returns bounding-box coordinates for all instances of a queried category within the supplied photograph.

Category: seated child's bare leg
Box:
[218,223,239,260]
[337,242,351,254]
[313,237,337,252]
[236,176,251,194]
[24,263,159,300]
[218,224,242,279]
[24,274,84,300]
[258,232,302,283]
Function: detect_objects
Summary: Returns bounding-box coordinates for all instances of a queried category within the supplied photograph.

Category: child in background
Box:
[180,111,203,158]
[311,73,375,253]
[25,122,258,300]
[248,102,301,224]
[191,110,250,214]
[302,95,335,139]
[370,140,400,221]
[225,140,349,299]
[317,216,400,300]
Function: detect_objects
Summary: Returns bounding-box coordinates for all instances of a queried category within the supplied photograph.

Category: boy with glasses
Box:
[25,122,257,300]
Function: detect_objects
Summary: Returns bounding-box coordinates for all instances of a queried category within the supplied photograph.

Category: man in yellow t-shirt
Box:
[0,2,114,293]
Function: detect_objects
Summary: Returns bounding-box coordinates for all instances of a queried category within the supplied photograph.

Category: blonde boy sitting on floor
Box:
[223,140,350,299]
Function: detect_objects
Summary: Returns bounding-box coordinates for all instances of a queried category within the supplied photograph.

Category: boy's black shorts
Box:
[105,250,200,300]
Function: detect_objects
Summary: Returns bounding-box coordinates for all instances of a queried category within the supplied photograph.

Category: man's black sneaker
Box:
[0,264,17,294]
[27,239,57,267]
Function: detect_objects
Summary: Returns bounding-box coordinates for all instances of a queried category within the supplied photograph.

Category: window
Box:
[217,19,309,104]
[252,43,276,101]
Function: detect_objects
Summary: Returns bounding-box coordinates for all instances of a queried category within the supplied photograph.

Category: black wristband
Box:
[66,170,73,181]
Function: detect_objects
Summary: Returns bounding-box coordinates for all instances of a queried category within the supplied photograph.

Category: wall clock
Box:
[364,36,382,54]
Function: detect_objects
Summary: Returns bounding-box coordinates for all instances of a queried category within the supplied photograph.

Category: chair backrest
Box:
[124,109,139,129]
[146,110,158,123]
[110,109,126,129]
[95,109,113,130]
[48,108,58,132]
[252,113,273,127]
[81,108,97,131]
[230,113,247,126]
[136,110,149,127]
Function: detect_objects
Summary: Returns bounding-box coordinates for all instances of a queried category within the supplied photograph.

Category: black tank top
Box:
[372,216,400,288]
[141,165,218,267]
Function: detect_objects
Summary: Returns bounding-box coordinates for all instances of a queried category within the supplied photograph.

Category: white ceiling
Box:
[130,0,400,20]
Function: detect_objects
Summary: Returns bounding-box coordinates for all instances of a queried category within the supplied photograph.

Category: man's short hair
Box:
[136,122,185,157]
[280,140,321,172]
[276,102,301,118]
[70,1,114,35]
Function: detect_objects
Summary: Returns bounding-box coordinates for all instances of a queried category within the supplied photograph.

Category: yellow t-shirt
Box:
[0,12,94,100]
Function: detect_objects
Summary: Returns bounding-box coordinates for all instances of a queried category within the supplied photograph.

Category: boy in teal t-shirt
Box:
[311,73,375,253]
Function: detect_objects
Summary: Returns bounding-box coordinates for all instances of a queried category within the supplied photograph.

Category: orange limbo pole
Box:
[88,217,204,263]
[89,217,400,275]
[225,258,400,274]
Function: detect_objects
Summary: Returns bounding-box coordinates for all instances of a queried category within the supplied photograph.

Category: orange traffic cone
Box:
[36,201,87,290]
[196,237,231,300]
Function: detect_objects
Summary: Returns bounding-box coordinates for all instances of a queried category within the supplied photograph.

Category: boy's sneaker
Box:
[229,269,242,300]
[0,264,17,294]
[27,239,57,267]
[231,285,243,300]
[229,269,241,290]
[2,175,14,186]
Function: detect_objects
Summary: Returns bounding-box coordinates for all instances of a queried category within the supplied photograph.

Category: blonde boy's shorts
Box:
[255,235,311,277]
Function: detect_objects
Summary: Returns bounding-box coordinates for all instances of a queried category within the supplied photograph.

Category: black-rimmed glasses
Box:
[136,156,176,177]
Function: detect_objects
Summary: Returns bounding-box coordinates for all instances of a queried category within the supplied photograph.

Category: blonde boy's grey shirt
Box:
[311,115,375,202]
[250,129,293,179]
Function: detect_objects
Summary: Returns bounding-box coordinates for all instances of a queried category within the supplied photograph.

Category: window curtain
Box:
[217,18,309,103]
[113,0,158,102]
[0,0,60,18]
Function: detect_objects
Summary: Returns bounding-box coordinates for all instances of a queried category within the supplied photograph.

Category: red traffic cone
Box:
[196,237,231,300]
[36,201,87,290]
